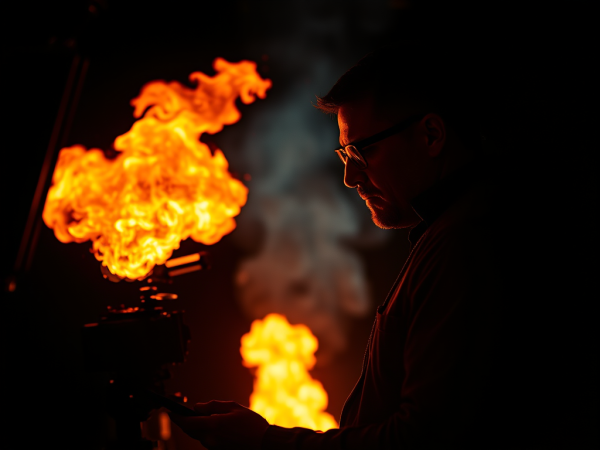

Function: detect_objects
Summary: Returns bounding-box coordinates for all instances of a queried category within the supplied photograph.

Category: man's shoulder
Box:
[420,183,504,248]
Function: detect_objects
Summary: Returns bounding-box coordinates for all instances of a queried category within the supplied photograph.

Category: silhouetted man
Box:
[170,45,593,449]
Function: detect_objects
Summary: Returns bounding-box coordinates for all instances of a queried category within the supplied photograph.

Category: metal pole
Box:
[7,54,89,292]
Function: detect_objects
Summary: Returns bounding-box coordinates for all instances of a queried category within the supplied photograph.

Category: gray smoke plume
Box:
[224,2,394,362]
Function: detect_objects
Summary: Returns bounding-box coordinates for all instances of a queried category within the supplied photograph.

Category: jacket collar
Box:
[408,157,486,245]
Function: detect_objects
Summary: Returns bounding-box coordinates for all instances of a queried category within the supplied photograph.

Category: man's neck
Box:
[437,142,475,183]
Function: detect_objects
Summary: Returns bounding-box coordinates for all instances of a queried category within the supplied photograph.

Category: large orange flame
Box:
[42,58,271,279]
[240,313,338,431]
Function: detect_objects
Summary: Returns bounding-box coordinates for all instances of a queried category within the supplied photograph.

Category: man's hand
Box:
[169,401,270,450]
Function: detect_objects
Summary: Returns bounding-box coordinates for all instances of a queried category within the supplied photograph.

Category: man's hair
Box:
[316,42,483,150]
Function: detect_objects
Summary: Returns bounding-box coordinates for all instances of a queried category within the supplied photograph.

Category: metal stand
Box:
[82,254,209,449]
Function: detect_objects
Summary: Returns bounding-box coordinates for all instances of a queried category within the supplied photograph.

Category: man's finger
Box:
[194,400,243,415]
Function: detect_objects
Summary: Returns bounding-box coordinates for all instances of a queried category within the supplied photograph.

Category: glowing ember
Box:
[43,58,271,279]
[240,313,338,431]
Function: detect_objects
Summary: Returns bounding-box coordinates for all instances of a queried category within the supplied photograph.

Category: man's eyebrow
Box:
[340,135,365,148]
[339,133,350,147]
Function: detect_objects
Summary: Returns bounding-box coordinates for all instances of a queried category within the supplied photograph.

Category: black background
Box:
[1,1,596,449]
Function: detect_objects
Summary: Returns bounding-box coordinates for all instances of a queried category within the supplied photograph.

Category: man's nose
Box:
[343,161,365,188]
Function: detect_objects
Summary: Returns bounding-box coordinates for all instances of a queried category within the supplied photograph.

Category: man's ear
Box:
[422,113,446,157]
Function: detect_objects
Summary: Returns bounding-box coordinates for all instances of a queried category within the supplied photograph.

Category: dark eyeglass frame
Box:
[334,114,426,169]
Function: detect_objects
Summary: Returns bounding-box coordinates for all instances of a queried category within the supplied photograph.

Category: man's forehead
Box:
[337,115,350,145]
[337,96,382,146]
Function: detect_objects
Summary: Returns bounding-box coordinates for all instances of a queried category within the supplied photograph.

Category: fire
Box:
[240,313,338,431]
[42,58,271,279]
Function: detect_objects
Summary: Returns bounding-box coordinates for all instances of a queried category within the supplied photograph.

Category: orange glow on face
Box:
[240,314,338,431]
[43,58,271,279]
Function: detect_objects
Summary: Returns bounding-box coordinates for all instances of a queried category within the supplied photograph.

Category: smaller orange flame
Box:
[240,314,338,431]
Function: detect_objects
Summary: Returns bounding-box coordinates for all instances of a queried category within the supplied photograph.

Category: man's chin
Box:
[368,205,404,229]
[366,200,414,229]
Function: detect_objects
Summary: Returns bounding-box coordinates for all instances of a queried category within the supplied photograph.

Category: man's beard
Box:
[367,201,404,229]
[358,186,404,229]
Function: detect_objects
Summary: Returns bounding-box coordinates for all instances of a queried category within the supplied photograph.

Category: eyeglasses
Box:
[334,114,426,169]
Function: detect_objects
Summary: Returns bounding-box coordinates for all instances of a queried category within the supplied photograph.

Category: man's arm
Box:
[172,224,501,449]
[261,224,502,449]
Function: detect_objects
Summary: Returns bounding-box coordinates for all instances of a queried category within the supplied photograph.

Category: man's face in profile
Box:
[338,96,433,229]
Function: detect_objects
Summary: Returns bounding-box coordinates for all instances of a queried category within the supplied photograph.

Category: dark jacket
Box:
[262,158,595,449]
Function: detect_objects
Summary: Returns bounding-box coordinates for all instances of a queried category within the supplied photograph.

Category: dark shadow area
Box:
[1,1,595,449]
